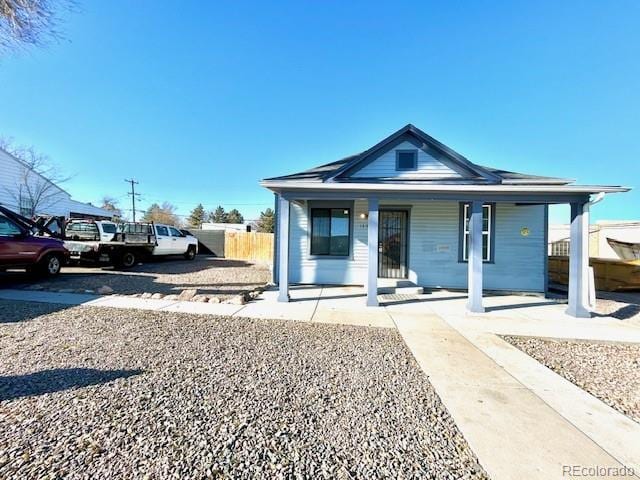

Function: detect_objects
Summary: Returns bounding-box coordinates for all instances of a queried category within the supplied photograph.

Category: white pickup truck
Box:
[65,221,198,268]
[152,224,198,259]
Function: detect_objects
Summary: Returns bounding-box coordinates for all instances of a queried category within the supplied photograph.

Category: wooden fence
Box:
[224,231,274,263]
[549,255,640,292]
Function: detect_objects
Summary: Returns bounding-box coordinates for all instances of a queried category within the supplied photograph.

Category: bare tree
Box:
[100,195,123,221]
[1,137,71,217]
[0,0,75,53]
[141,202,181,227]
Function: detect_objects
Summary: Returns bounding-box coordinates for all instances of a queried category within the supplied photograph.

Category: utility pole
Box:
[124,179,140,222]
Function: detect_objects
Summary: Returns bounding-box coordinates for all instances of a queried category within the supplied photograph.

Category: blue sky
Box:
[0,0,638,223]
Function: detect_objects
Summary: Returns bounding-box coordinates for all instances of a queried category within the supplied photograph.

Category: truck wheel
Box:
[39,254,63,276]
[119,251,137,269]
[184,246,196,260]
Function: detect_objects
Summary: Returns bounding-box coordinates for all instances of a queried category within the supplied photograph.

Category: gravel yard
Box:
[0,256,271,301]
[0,300,486,479]
[504,336,640,424]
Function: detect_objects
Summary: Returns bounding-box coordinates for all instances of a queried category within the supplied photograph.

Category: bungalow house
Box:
[260,124,629,318]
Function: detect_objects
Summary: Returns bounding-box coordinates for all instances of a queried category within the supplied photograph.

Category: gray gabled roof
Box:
[263,124,573,186]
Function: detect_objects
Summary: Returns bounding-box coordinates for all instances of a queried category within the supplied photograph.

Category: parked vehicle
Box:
[0,205,69,276]
[65,219,118,242]
[152,224,198,260]
[65,222,198,268]
[65,221,157,268]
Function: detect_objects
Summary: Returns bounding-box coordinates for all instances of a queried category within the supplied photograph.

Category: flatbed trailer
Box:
[64,222,157,268]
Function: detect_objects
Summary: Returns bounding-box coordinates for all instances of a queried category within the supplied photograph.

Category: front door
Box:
[378,210,408,278]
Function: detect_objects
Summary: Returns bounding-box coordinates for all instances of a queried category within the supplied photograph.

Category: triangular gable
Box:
[329,125,501,183]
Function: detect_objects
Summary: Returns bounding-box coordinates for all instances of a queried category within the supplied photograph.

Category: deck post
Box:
[467,200,485,313]
[566,201,591,318]
[367,198,379,307]
[277,194,290,302]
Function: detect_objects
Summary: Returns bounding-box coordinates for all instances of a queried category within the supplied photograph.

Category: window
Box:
[19,196,33,217]
[551,240,570,256]
[461,203,493,262]
[396,150,417,170]
[0,215,22,236]
[169,227,183,237]
[156,226,169,236]
[101,223,117,234]
[310,208,350,256]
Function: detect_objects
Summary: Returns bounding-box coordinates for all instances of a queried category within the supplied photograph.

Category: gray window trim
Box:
[395,149,418,171]
[458,202,496,264]
[307,200,354,259]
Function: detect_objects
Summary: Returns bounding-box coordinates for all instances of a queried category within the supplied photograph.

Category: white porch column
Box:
[566,201,591,318]
[277,195,290,302]
[467,200,485,313]
[367,198,379,307]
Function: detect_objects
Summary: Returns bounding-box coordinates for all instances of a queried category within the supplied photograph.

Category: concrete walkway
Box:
[2,285,640,478]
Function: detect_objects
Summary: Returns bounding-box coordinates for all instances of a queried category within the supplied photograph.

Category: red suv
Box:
[0,208,69,276]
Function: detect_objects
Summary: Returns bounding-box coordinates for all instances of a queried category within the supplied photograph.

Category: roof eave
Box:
[260,180,630,195]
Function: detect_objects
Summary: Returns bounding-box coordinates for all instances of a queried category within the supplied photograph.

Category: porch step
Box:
[377,279,423,295]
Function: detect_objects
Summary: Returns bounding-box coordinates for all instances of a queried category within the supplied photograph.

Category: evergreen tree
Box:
[227,208,244,224]
[209,205,228,223]
[188,203,206,228]
[256,208,275,233]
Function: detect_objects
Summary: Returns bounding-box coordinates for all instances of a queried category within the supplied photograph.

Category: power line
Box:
[124,179,141,222]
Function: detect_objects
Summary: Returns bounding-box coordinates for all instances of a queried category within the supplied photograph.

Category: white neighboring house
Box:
[0,147,113,219]
[549,220,640,259]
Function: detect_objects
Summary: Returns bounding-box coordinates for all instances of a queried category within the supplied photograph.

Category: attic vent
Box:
[396,150,417,171]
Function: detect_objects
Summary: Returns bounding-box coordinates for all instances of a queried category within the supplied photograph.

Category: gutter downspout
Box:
[588,191,605,207]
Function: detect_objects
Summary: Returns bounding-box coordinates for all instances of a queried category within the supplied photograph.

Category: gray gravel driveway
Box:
[0,300,486,479]
[504,336,640,424]
[0,256,270,300]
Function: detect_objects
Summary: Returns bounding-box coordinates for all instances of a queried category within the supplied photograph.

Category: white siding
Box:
[351,141,463,179]
[289,200,368,284]
[289,200,546,292]
[0,149,111,218]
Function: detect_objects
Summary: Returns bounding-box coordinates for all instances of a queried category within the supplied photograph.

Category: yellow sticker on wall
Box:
[520,227,530,237]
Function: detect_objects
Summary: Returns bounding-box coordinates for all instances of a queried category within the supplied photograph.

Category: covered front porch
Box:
[275,193,595,318]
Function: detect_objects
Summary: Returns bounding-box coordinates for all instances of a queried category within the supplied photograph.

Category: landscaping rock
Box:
[141,292,153,299]
[12,257,270,302]
[504,336,640,424]
[193,295,209,303]
[0,300,488,479]
[163,294,178,301]
[226,295,247,305]
[150,293,164,299]
[178,289,197,301]
[208,297,221,304]
[97,286,114,295]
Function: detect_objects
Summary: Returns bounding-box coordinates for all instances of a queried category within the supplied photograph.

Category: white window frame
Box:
[462,204,492,262]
